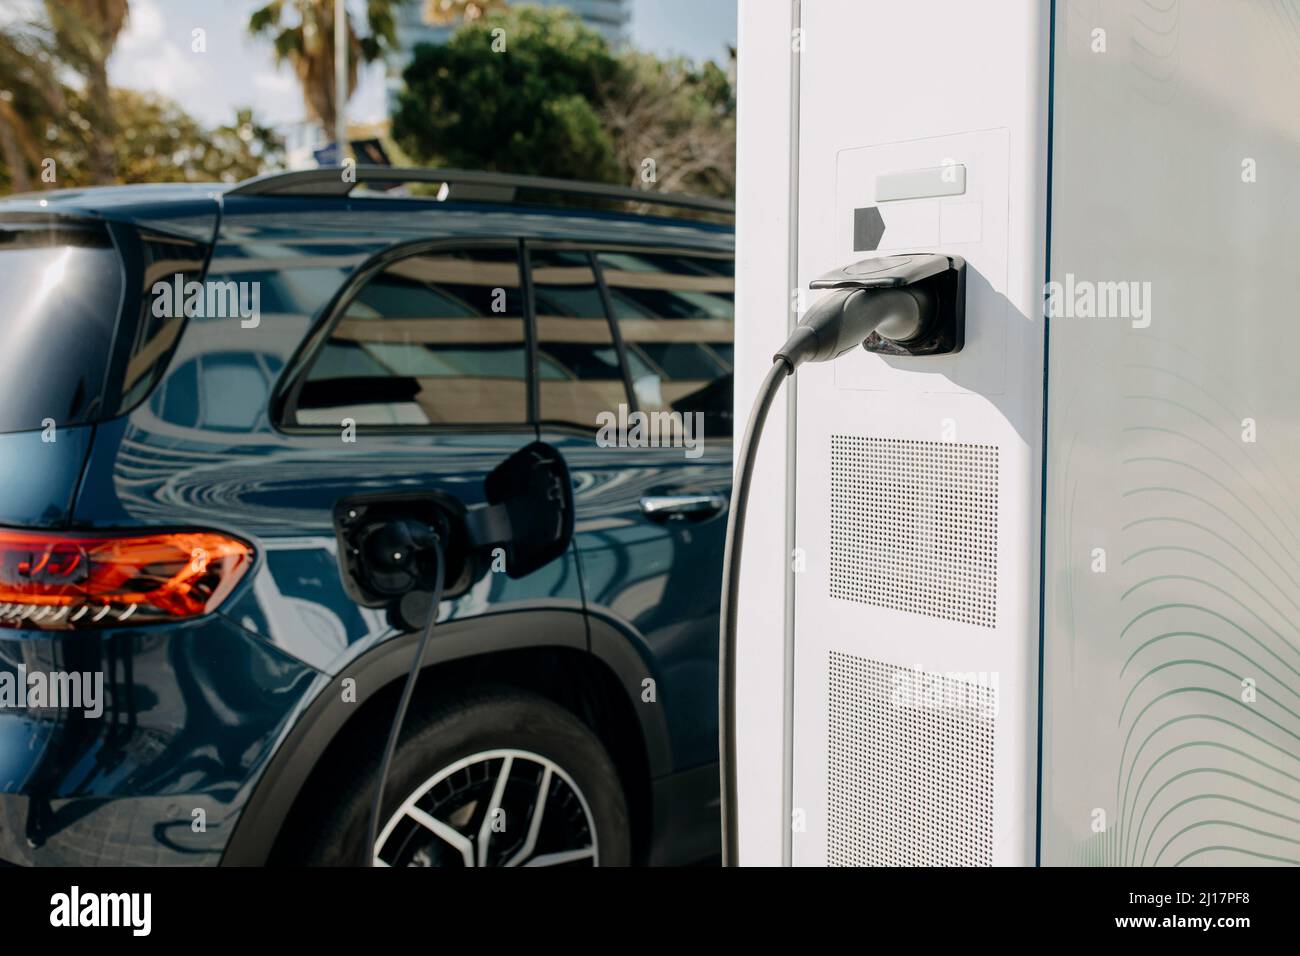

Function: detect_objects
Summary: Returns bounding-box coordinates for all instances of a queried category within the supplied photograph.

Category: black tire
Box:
[305,689,631,867]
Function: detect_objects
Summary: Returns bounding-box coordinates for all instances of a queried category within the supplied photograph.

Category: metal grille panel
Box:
[827,653,995,866]
[829,435,998,627]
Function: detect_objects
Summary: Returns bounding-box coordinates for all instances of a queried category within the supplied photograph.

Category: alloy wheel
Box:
[373,748,600,867]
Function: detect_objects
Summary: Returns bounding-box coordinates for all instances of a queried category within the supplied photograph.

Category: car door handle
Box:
[639,493,727,520]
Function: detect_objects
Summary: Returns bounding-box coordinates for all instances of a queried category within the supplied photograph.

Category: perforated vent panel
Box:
[829,435,998,627]
[827,653,995,866]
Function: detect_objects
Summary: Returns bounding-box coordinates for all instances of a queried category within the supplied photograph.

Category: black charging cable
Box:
[719,358,791,867]
[366,535,446,866]
[718,286,933,866]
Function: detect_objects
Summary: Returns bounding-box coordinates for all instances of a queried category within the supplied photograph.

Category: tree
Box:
[0,7,283,194]
[393,7,736,199]
[43,0,130,183]
[393,6,621,182]
[0,89,282,192]
[111,93,284,184]
[0,18,66,193]
[248,0,408,134]
[599,50,736,198]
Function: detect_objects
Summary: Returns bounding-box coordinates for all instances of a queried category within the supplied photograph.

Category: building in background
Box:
[385,0,631,109]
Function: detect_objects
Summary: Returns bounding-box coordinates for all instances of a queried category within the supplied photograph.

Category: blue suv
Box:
[0,168,734,867]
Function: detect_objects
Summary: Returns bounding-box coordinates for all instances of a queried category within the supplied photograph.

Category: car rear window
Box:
[0,220,124,432]
[0,217,210,434]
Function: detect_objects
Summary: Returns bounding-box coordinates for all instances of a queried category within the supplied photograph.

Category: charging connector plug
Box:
[775,286,934,368]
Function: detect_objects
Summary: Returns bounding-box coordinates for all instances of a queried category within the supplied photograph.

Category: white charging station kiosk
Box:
[734,0,1300,866]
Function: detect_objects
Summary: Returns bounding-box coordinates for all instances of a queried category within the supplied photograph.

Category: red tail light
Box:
[0,529,252,630]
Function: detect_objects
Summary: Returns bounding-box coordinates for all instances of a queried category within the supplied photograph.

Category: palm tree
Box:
[43,0,129,184]
[248,0,409,136]
[0,18,71,193]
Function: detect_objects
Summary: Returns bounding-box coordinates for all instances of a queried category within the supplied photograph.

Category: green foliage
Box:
[248,0,410,129]
[0,17,66,193]
[41,0,130,182]
[0,11,283,194]
[393,6,736,198]
[600,50,736,198]
[112,94,285,185]
[393,6,622,182]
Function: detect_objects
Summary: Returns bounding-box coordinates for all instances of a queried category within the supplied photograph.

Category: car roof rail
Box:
[225,166,734,217]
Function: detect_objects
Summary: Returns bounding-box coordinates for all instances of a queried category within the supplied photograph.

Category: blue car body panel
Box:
[0,184,732,865]
[0,615,317,865]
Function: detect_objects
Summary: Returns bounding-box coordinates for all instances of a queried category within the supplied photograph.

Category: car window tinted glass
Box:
[117,231,209,414]
[294,247,527,426]
[597,250,734,437]
[0,220,123,432]
[530,247,626,430]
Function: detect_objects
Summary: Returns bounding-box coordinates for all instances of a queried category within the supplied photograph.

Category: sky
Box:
[99,0,737,131]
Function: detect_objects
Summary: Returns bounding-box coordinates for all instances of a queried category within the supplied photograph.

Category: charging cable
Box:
[719,285,933,866]
[366,534,446,866]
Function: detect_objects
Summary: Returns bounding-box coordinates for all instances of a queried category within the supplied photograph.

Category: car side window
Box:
[291,246,528,427]
[595,249,735,437]
[529,246,628,430]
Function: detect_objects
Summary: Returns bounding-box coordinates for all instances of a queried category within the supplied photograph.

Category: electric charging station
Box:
[732,0,1300,866]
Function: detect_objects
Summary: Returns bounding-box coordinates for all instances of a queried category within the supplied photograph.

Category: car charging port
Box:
[333,493,472,630]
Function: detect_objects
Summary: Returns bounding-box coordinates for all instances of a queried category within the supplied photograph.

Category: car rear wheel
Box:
[307,689,631,867]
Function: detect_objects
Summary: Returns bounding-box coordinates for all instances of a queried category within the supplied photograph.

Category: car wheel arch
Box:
[221,606,672,865]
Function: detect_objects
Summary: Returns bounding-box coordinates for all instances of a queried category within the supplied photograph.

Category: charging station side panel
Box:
[733,0,801,866]
[788,0,1050,866]
[1041,1,1300,867]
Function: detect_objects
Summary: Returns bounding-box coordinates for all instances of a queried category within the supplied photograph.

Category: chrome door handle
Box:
[639,493,727,520]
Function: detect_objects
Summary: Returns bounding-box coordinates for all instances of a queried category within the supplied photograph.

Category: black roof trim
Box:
[226,166,734,216]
